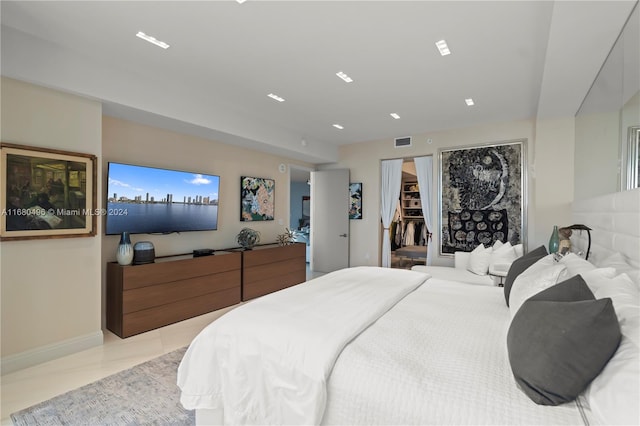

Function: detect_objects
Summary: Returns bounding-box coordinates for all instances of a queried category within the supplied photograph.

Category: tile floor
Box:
[1,267,324,425]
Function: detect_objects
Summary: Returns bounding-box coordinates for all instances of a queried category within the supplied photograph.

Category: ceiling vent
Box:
[394,136,412,148]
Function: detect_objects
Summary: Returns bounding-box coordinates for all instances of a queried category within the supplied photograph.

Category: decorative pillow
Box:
[584,272,640,425]
[599,252,635,275]
[594,273,640,345]
[467,244,492,276]
[559,253,596,276]
[584,336,640,425]
[512,243,524,258]
[503,245,548,306]
[508,258,567,317]
[490,241,516,264]
[507,276,622,406]
[626,269,640,286]
[581,267,619,293]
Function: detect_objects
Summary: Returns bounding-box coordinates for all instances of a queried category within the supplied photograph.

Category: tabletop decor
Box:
[236,227,260,250]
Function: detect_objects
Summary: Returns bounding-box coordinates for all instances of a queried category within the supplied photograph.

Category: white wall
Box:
[1,77,103,372]
[329,118,575,267]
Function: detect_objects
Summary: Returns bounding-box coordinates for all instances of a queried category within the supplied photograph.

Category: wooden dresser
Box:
[106,251,241,338]
[241,243,306,301]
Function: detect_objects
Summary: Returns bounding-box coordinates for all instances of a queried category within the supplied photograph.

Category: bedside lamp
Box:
[565,224,593,260]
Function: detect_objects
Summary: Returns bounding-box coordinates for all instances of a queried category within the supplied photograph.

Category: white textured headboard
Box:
[571,188,640,268]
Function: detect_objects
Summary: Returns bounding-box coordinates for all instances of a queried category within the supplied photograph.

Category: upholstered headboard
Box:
[571,188,640,268]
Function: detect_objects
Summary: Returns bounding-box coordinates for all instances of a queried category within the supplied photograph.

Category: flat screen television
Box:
[105,162,220,235]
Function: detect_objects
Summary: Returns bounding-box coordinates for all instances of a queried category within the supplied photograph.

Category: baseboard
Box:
[1,330,104,375]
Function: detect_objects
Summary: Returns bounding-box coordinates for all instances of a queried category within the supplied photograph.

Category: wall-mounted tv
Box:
[105,162,220,235]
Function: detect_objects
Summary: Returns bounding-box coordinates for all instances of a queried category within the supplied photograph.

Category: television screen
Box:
[105,162,220,235]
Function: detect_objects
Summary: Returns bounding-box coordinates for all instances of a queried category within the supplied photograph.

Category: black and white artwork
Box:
[439,140,525,255]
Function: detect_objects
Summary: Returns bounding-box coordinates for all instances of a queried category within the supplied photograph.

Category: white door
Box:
[311,169,350,273]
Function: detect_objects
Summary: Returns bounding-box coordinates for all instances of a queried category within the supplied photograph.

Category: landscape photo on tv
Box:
[106,162,220,235]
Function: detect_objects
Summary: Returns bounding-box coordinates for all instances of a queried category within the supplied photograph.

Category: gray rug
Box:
[10,347,194,426]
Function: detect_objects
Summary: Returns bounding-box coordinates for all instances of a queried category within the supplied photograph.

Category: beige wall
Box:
[330,118,575,267]
[1,79,313,372]
[532,117,576,248]
[101,116,313,325]
[1,78,103,369]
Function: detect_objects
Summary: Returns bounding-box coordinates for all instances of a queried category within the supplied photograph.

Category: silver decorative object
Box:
[236,227,260,250]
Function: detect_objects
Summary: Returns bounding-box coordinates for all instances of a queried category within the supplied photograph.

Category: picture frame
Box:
[240,176,275,221]
[438,139,527,255]
[301,195,310,226]
[349,182,363,219]
[1,142,97,241]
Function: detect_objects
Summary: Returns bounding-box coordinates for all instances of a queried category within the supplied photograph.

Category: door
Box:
[311,169,350,273]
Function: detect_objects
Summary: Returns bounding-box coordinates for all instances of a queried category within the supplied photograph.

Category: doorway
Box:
[387,156,433,269]
[289,164,312,264]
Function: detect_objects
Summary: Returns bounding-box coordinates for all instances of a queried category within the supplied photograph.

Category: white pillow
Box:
[594,273,640,345]
[626,269,640,287]
[585,337,640,426]
[585,273,640,426]
[467,244,492,276]
[581,267,622,293]
[513,243,524,258]
[508,255,567,317]
[492,240,504,250]
[599,252,635,275]
[489,242,517,275]
[559,253,596,277]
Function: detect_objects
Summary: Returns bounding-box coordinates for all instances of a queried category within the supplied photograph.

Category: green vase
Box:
[549,225,560,254]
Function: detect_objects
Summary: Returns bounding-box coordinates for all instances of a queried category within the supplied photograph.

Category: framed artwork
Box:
[300,195,310,227]
[438,139,527,255]
[240,176,275,221]
[349,182,362,219]
[0,142,97,241]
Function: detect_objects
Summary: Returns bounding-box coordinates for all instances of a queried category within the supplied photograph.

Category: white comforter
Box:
[177,266,430,425]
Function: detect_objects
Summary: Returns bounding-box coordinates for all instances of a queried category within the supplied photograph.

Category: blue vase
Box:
[116,232,134,265]
[549,225,560,254]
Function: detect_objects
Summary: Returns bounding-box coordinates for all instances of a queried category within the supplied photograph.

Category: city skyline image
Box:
[107,163,219,204]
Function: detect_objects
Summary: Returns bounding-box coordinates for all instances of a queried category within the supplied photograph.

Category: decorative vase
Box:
[116,231,134,265]
[548,225,560,254]
[236,227,260,250]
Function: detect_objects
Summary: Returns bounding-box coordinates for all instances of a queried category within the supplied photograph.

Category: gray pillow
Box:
[507,276,621,406]
[503,245,548,306]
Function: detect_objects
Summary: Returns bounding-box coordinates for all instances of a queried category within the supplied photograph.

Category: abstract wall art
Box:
[438,139,527,255]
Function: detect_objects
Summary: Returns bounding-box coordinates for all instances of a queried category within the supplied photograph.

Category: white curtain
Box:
[414,156,434,265]
[380,159,403,267]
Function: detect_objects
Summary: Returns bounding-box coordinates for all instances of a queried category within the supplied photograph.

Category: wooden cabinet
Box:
[107,251,241,338]
[401,181,423,219]
[241,243,306,301]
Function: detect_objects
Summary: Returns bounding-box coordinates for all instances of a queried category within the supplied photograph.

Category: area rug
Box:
[10,347,193,426]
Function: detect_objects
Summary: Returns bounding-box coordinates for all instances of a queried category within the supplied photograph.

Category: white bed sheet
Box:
[321,278,585,425]
[179,266,430,425]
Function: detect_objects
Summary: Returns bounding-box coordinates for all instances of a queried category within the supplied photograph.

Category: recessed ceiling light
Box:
[435,39,450,56]
[333,124,344,130]
[465,98,475,106]
[136,31,170,49]
[236,0,248,3]
[336,71,354,83]
[267,93,285,102]
[390,113,401,119]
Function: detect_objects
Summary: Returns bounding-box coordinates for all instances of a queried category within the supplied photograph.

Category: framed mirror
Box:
[627,126,640,190]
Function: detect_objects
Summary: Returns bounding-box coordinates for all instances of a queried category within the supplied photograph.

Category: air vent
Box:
[394,136,412,148]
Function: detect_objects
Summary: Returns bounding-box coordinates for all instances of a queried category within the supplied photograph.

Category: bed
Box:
[177,189,640,425]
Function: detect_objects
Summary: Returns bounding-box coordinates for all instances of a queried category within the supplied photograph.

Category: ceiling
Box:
[1,1,637,164]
